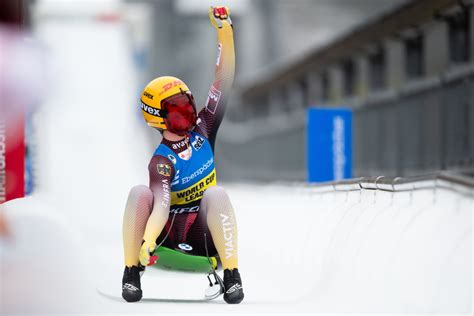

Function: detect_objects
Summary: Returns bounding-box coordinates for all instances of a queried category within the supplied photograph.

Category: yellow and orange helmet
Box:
[140,76,197,135]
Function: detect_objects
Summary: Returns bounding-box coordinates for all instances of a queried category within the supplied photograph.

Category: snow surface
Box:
[1,8,472,316]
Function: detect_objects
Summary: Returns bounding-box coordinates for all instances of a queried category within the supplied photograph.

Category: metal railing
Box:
[303,172,474,197]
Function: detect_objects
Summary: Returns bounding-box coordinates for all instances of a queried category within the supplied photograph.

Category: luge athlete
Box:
[121,7,244,304]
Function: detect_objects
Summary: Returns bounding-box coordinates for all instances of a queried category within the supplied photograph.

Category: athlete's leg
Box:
[122,185,153,267]
[201,186,243,304]
[200,186,238,270]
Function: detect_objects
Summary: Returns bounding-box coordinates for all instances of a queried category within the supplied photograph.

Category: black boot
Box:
[223,268,244,304]
[122,265,144,302]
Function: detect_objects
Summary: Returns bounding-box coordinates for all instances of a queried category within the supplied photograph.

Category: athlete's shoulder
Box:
[153,141,173,156]
[148,154,175,178]
[150,149,178,167]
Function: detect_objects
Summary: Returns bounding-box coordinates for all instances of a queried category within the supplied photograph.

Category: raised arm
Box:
[196,6,235,147]
[139,155,174,266]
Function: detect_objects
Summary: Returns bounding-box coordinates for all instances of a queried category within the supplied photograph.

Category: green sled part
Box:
[152,246,218,273]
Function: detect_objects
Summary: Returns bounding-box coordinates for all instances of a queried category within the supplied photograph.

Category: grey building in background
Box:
[220,0,474,181]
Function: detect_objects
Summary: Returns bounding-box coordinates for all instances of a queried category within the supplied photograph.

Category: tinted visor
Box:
[162,91,197,136]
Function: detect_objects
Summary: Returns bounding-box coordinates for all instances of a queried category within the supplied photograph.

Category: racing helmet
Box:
[140,76,197,135]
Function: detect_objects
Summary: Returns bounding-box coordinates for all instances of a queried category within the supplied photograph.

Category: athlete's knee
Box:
[202,186,233,212]
[126,185,153,215]
[129,185,152,198]
[204,185,229,198]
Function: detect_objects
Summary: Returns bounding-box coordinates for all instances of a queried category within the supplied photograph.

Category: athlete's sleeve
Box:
[196,7,235,147]
[142,155,175,243]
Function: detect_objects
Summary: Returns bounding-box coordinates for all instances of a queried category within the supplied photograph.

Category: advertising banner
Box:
[307,108,352,183]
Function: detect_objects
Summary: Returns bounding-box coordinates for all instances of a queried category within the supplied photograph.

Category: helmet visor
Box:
[162,92,197,136]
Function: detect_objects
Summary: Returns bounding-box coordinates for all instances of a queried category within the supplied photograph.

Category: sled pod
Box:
[152,246,219,273]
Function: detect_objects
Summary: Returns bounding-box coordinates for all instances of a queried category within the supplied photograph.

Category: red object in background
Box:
[95,13,121,23]
[0,0,28,203]
[0,111,25,203]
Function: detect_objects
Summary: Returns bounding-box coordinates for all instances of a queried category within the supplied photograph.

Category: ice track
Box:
[1,10,472,315]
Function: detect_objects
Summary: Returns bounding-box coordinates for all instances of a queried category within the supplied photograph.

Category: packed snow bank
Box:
[284,175,473,313]
[0,197,95,314]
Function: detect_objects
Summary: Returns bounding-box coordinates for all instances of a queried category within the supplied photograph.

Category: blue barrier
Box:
[307,108,352,182]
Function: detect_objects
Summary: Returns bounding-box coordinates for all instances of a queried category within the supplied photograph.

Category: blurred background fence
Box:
[354,70,474,178]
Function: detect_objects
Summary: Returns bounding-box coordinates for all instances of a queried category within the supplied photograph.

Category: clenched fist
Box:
[209,6,232,29]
